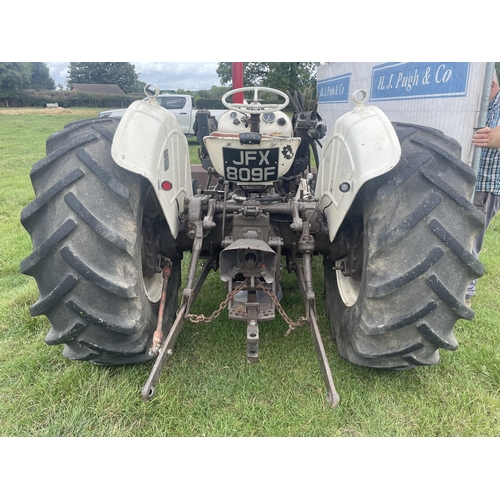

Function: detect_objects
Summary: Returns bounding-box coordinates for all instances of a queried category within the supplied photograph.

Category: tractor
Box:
[20,81,483,408]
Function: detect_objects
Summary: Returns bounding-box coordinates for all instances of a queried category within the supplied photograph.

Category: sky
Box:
[4,2,491,90]
[47,62,223,91]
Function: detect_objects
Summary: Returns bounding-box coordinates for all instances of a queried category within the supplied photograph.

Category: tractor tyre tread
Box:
[21,118,180,365]
[325,122,484,369]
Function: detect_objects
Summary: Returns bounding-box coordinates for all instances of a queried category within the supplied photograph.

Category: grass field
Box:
[1,107,500,440]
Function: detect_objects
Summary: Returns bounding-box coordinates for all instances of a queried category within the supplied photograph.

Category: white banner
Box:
[317,62,488,164]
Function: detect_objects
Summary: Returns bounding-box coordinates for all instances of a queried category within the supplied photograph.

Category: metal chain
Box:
[187,281,309,336]
[187,282,247,324]
[255,283,308,336]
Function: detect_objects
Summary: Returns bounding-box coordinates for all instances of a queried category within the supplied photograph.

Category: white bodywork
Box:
[111,97,192,238]
[316,90,401,241]
[110,87,401,241]
[216,109,293,137]
[203,89,298,186]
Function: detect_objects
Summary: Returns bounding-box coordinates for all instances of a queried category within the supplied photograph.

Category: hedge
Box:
[0,90,300,112]
[1,91,229,110]
[195,98,226,110]
[0,89,141,108]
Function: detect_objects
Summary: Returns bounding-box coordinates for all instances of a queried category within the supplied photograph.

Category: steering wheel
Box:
[222,86,289,114]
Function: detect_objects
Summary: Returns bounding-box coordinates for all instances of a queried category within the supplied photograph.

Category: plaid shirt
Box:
[476,90,500,194]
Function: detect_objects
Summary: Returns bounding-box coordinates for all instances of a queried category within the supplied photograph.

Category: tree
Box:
[209,85,229,99]
[216,62,318,94]
[131,79,147,94]
[196,89,211,99]
[30,62,55,90]
[216,62,268,87]
[266,63,317,93]
[0,62,32,92]
[66,62,140,94]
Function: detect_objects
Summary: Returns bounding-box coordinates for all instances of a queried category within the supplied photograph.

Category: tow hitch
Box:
[141,235,340,408]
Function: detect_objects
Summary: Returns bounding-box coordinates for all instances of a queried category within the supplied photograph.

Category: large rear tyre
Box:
[324,123,485,369]
[21,118,181,365]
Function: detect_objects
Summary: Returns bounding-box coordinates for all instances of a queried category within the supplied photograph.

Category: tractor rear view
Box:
[20,82,483,408]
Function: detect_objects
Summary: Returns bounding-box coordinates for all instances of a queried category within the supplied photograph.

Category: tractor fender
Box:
[316,90,401,241]
[111,97,192,238]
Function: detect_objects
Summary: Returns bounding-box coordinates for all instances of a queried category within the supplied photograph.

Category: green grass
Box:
[1,108,500,437]
[187,136,203,165]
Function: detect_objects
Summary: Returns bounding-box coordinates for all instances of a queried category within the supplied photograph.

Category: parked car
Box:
[98,94,226,137]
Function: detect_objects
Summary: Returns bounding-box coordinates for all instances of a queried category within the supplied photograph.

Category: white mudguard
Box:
[316,90,401,241]
[111,97,192,238]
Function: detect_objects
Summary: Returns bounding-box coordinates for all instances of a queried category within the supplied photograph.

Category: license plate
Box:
[223,147,279,183]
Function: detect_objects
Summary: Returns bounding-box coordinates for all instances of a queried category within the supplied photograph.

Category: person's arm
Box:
[472,126,500,149]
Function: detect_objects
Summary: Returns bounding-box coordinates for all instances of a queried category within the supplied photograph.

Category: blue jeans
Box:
[466,191,500,298]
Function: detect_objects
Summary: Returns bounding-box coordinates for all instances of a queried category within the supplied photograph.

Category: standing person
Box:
[466,71,500,303]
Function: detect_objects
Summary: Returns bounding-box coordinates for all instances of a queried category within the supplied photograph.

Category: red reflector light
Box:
[161,181,173,191]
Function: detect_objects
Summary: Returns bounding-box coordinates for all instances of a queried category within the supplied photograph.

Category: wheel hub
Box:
[336,226,363,307]
[336,258,361,307]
